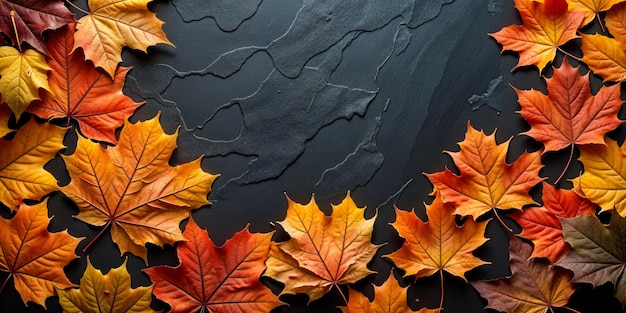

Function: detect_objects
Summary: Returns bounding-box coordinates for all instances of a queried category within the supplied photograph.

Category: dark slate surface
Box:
[4,0,626,312]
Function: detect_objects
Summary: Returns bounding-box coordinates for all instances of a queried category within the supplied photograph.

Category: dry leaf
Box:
[28,24,143,144]
[264,192,379,302]
[73,0,174,76]
[57,257,155,313]
[144,217,282,313]
[0,118,65,211]
[426,122,544,219]
[0,201,81,307]
[61,114,217,262]
[0,47,51,117]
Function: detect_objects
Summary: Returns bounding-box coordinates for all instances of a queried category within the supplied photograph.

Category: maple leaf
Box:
[0,201,81,308]
[0,46,52,117]
[580,3,626,81]
[573,137,626,216]
[57,257,155,313]
[0,118,65,211]
[264,192,379,303]
[568,0,625,26]
[0,0,74,54]
[556,212,626,306]
[340,270,440,313]
[73,0,174,77]
[385,194,489,281]
[27,24,143,144]
[472,236,576,313]
[516,58,622,153]
[425,122,544,219]
[144,217,282,313]
[511,182,596,263]
[490,0,584,72]
[61,114,217,262]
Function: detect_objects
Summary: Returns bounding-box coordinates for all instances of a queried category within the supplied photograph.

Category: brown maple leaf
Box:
[511,182,596,264]
[57,257,155,313]
[264,192,379,303]
[426,122,544,219]
[27,24,143,144]
[0,118,65,211]
[61,114,217,262]
[341,270,440,313]
[73,0,174,76]
[490,0,585,72]
[144,217,282,313]
[557,212,626,306]
[472,235,576,313]
[0,0,74,54]
[0,201,82,308]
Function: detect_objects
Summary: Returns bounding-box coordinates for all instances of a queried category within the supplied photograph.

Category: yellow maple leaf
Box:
[57,257,155,313]
[264,192,379,303]
[568,0,625,26]
[73,0,174,77]
[0,47,51,117]
[574,137,626,216]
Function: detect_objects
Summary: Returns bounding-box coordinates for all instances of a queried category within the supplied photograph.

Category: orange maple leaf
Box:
[0,201,82,308]
[264,192,379,303]
[516,58,622,153]
[386,195,489,281]
[27,24,143,144]
[490,0,584,72]
[58,257,155,313]
[511,182,595,263]
[426,123,544,219]
[573,137,626,216]
[0,118,65,211]
[341,270,440,313]
[61,114,217,262]
[73,0,174,76]
[581,3,626,81]
[144,217,282,313]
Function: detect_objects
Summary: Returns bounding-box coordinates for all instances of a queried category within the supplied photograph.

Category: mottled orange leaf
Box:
[573,137,626,216]
[490,0,584,72]
[516,58,622,152]
[0,47,51,117]
[27,24,143,144]
[0,119,65,211]
[386,195,489,281]
[0,0,74,54]
[58,257,155,313]
[511,182,596,263]
[144,217,281,313]
[340,271,440,313]
[426,123,544,219]
[0,201,81,307]
[73,0,174,76]
[605,2,626,39]
[264,192,379,302]
[472,236,576,313]
[556,213,626,306]
[568,0,625,26]
[61,114,217,262]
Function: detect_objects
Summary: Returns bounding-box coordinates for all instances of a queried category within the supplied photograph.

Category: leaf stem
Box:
[438,268,444,312]
[557,47,581,62]
[493,208,513,233]
[10,10,21,53]
[83,220,112,252]
[335,282,349,311]
[65,0,90,15]
[554,144,574,186]
[564,306,582,313]
[0,273,12,297]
